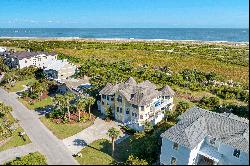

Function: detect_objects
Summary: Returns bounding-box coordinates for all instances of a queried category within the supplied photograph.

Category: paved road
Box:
[0,88,79,165]
[63,117,128,154]
[0,143,37,164]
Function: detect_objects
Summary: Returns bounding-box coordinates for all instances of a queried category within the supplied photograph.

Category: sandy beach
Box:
[0,36,248,47]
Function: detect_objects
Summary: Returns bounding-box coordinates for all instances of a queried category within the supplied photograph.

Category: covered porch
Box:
[195,143,222,165]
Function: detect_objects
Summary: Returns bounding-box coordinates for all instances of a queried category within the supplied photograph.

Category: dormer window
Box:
[173,142,179,150]
[102,94,106,99]
[209,138,216,145]
[233,149,240,158]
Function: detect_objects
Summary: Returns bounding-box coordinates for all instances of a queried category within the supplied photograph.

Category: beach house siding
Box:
[18,54,57,69]
[160,138,191,165]
[5,52,57,69]
[217,143,249,165]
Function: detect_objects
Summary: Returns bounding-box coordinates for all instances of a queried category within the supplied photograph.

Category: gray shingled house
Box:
[160,106,249,165]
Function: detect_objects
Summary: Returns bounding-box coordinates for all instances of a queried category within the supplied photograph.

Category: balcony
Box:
[195,143,222,165]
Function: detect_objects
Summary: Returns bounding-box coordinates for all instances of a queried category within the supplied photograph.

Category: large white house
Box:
[4,51,57,69]
[160,106,249,165]
[97,77,175,131]
[43,59,77,80]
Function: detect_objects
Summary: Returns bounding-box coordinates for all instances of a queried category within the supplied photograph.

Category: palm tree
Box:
[86,96,95,119]
[53,94,66,118]
[76,97,87,122]
[107,127,120,157]
[64,93,75,122]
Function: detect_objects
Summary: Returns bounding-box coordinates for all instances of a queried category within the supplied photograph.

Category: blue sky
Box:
[0,0,248,28]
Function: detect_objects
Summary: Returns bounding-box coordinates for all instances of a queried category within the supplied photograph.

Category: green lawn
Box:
[0,111,31,152]
[4,152,47,165]
[75,137,133,165]
[19,97,53,110]
[74,139,115,165]
[0,127,31,152]
[4,78,36,92]
[40,116,94,139]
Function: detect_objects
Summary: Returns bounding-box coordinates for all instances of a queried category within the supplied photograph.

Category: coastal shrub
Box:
[199,96,220,109]
[4,152,47,165]
[126,155,148,165]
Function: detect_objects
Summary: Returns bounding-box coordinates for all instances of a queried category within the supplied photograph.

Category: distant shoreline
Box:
[0,36,248,46]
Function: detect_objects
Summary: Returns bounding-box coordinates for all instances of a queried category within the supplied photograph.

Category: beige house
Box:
[44,59,77,80]
[97,77,175,130]
[5,51,57,69]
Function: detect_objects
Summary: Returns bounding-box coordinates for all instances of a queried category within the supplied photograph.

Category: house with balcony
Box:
[4,51,57,69]
[97,77,175,131]
[160,106,249,165]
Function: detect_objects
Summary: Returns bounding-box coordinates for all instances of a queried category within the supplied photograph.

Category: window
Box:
[171,157,176,165]
[102,95,106,99]
[25,60,27,63]
[132,112,134,116]
[107,96,110,101]
[126,109,130,114]
[173,142,179,150]
[101,101,104,105]
[134,113,137,117]
[117,95,122,102]
[141,106,144,111]
[132,104,138,109]
[117,107,120,113]
[209,138,216,145]
[233,149,240,158]
[140,115,143,119]
[119,108,122,113]
[111,96,114,101]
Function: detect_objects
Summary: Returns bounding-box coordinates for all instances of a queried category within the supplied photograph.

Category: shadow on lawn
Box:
[34,105,53,116]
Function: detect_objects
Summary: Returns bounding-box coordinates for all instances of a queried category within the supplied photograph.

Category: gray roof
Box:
[161,106,249,153]
[10,51,57,60]
[44,59,75,71]
[161,85,175,97]
[99,77,174,106]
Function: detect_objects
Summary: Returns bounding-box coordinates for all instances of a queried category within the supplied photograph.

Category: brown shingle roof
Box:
[10,51,57,60]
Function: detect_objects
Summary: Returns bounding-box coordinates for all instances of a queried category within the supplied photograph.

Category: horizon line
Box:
[0,27,248,29]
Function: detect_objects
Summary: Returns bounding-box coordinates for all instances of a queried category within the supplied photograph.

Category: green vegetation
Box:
[0,39,248,84]
[0,102,31,152]
[3,78,36,92]
[40,116,94,139]
[4,152,47,165]
[75,139,114,165]
[19,96,53,110]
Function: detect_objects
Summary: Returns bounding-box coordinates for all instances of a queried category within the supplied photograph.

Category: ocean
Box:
[0,28,248,42]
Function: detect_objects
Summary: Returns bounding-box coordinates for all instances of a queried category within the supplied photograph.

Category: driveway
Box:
[63,117,129,154]
[0,88,79,165]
